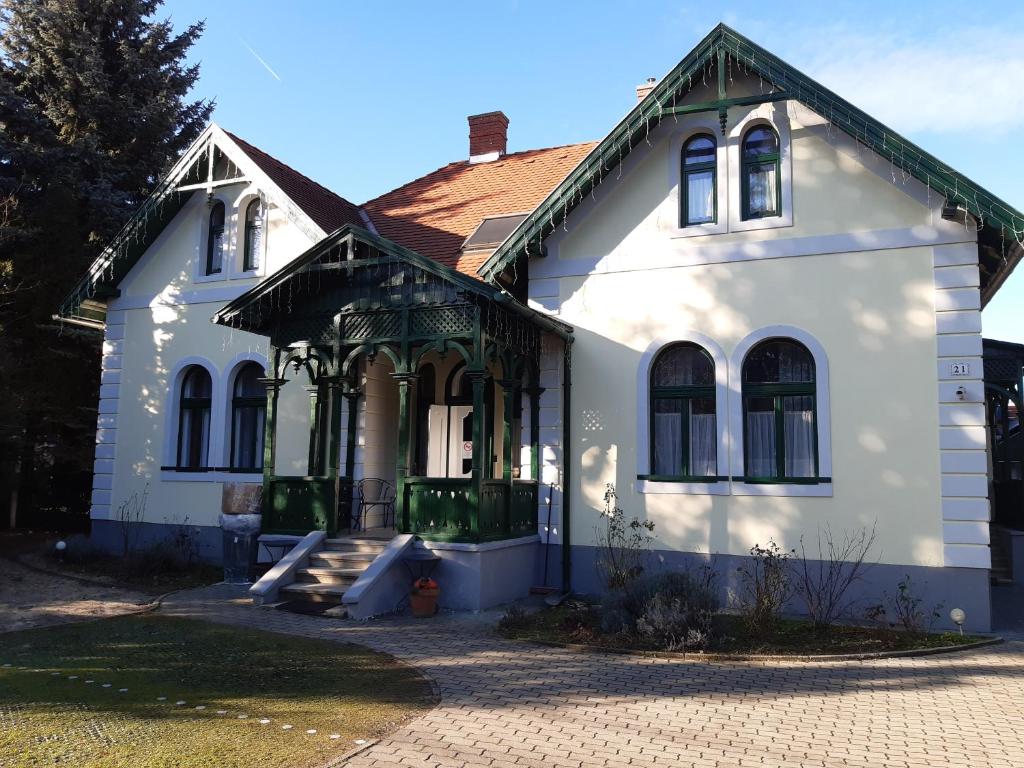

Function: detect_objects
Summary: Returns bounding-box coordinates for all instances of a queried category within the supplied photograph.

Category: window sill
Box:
[194,272,227,285]
[731,480,832,497]
[728,209,794,233]
[636,477,730,496]
[159,469,263,484]
[667,220,728,239]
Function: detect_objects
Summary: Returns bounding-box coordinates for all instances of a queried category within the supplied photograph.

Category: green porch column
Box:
[258,376,286,525]
[342,388,361,511]
[499,378,519,539]
[468,370,488,540]
[304,384,322,476]
[525,385,543,482]
[324,378,344,535]
[392,372,417,533]
[499,379,519,481]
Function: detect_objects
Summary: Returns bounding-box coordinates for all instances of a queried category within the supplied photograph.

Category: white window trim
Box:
[229,188,268,279]
[219,352,269,469]
[727,103,794,233]
[163,356,223,476]
[636,332,730,495]
[665,118,729,238]
[728,325,832,497]
[193,193,232,284]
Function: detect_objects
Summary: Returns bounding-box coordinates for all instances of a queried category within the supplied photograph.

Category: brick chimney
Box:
[636,77,657,103]
[468,111,509,163]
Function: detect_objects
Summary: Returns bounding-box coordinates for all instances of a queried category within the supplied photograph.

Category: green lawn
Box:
[0,615,435,767]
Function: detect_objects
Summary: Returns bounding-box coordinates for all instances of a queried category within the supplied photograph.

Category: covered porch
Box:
[214,225,570,545]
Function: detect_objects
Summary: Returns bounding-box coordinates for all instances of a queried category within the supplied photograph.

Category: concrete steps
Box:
[277,533,393,610]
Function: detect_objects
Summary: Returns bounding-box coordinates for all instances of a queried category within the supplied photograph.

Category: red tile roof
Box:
[362,143,597,275]
[226,131,365,234]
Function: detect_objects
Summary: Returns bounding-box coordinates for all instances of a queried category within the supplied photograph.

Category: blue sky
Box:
[166,0,1023,341]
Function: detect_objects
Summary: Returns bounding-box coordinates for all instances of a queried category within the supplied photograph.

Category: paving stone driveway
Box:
[161,586,1024,768]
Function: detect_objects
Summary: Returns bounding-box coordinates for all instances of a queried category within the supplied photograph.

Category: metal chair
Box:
[355,478,396,531]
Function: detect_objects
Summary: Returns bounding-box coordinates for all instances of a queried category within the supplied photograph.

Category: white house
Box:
[59,25,1024,631]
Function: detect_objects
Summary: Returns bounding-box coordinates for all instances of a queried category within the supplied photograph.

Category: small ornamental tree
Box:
[594,483,655,589]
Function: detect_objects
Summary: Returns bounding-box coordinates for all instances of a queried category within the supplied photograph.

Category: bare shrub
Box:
[794,523,877,631]
[116,485,149,557]
[736,541,794,636]
[888,575,943,635]
[595,484,655,589]
[497,604,530,633]
[602,571,718,651]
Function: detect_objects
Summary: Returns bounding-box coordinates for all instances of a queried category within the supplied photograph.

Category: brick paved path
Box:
[161,585,1024,768]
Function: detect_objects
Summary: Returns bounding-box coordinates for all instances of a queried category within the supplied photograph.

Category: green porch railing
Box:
[264,475,353,536]
[405,477,538,543]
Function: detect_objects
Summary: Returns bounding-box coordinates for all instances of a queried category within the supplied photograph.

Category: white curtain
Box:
[784,404,815,478]
[233,406,265,469]
[653,413,682,476]
[686,170,714,223]
[689,413,716,477]
[179,407,210,467]
[746,411,776,477]
[748,165,777,215]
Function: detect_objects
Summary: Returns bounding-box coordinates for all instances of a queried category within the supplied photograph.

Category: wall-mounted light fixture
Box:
[955,386,967,401]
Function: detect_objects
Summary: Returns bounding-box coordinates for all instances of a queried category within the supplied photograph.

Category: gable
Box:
[545,91,951,268]
[57,125,361,327]
[480,24,1024,304]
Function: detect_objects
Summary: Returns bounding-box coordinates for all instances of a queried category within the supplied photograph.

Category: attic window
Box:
[463,213,528,251]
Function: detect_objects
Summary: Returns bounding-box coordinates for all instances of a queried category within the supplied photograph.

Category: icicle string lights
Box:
[489,30,1024,281]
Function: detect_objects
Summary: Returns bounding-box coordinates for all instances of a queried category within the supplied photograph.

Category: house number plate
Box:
[949,361,971,377]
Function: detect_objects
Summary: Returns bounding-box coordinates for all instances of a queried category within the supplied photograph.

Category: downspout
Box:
[561,336,573,593]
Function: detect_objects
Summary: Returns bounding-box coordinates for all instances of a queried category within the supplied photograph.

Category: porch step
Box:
[323,538,389,554]
[308,550,378,568]
[295,567,364,586]
[280,582,347,605]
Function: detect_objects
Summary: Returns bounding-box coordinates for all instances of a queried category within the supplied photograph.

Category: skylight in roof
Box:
[462,213,528,251]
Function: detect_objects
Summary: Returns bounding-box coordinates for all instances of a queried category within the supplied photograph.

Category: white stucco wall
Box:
[94,180,318,530]
[529,91,984,569]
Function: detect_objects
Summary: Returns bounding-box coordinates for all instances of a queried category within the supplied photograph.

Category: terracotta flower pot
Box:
[410,577,439,618]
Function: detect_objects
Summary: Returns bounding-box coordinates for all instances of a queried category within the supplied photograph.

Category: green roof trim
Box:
[479,23,1024,302]
[212,223,573,340]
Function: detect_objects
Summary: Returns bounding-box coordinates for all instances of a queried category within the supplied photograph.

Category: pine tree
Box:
[0,0,213,526]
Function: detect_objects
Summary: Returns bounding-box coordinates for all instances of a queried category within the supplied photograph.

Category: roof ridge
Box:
[223,129,360,211]
[361,140,598,208]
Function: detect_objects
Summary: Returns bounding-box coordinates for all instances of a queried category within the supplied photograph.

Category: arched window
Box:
[206,200,225,275]
[177,366,212,469]
[741,126,780,220]
[681,134,716,226]
[650,343,717,479]
[243,199,263,272]
[742,339,816,481]
[230,363,266,471]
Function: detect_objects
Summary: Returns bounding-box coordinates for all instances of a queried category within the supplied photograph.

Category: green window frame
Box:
[741,339,819,484]
[176,366,212,470]
[648,343,719,481]
[206,200,225,275]
[741,125,781,220]
[243,199,263,272]
[229,362,266,471]
[681,133,717,226]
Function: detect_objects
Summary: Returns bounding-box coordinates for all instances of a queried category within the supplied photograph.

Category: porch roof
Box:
[211,224,572,340]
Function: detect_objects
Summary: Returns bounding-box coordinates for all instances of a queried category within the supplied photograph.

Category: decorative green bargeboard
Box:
[213,225,568,543]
